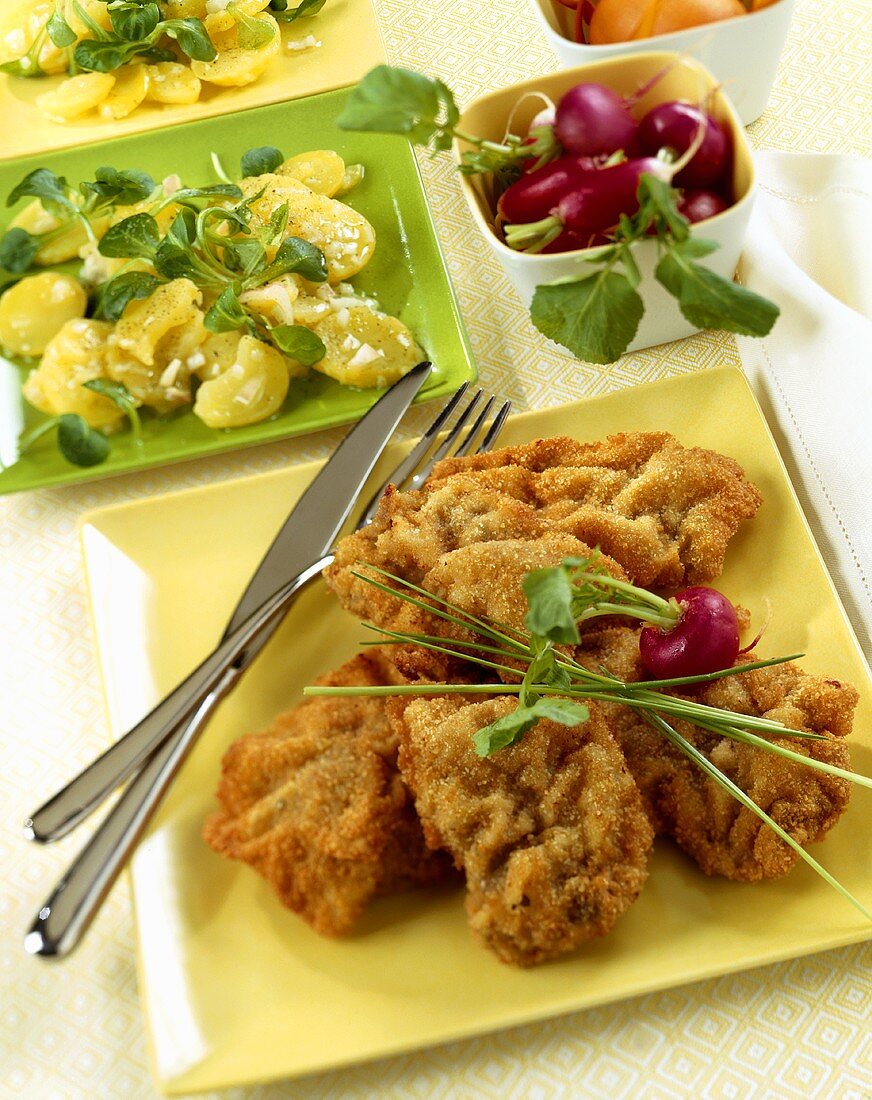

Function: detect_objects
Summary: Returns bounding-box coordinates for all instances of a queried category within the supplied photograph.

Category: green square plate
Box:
[0,86,476,494]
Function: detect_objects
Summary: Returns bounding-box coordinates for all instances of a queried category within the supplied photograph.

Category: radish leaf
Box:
[656,246,779,336]
[530,270,643,364]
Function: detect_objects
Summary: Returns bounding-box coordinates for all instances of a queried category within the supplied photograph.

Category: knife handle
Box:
[24,556,331,844]
[25,666,237,958]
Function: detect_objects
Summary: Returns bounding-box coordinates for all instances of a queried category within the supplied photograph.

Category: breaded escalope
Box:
[388,694,654,967]
[327,432,762,627]
[379,535,628,678]
[575,625,858,881]
[203,647,455,937]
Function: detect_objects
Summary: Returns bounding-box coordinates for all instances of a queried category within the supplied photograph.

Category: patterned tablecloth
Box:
[2,0,870,1096]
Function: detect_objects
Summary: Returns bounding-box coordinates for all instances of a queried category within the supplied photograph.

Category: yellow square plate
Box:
[0,0,385,161]
[79,367,872,1095]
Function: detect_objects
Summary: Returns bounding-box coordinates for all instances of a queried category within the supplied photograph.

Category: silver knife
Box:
[25,361,432,844]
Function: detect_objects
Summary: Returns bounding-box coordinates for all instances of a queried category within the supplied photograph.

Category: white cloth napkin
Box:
[737,151,872,663]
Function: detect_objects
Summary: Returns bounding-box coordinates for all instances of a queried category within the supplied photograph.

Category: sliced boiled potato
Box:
[36,73,116,122]
[194,335,289,427]
[163,0,208,16]
[0,273,87,357]
[98,63,149,121]
[191,13,280,86]
[239,176,377,283]
[10,200,111,266]
[312,307,423,388]
[23,318,123,430]
[145,62,202,105]
[278,151,346,197]
[193,330,243,381]
[106,279,206,412]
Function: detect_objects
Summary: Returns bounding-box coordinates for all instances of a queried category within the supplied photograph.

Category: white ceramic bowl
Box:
[529,0,796,126]
[454,52,755,357]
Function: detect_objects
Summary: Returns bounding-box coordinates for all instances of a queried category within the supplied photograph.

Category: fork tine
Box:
[422,387,483,466]
[355,386,510,529]
[452,395,496,459]
[477,399,511,454]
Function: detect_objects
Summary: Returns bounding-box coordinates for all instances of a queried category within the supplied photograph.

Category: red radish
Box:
[638,101,729,188]
[554,83,638,157]
[498,155,597,224]
[639,586,740,678]
[540,228,609,253]
[504,156,671,251]
[678,188,729,223]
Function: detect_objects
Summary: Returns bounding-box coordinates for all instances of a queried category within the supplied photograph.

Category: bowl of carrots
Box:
[454,52,767,361]
[529,0,796,125]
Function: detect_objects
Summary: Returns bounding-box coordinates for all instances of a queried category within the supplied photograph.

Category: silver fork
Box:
[25,385,511,957]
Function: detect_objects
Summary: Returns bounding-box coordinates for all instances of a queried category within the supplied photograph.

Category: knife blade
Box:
[25,362,432,844]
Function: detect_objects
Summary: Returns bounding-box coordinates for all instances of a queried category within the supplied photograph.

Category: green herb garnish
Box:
[304,562,872,919]
[19,412,110,467]
[519,176,779,363]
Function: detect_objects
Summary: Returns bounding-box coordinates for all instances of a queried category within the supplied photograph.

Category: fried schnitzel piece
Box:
[380,535,628,680]
[203,648,454,937]
[327,433,761,628]
[388,694,654,967]
[576,625,858,880]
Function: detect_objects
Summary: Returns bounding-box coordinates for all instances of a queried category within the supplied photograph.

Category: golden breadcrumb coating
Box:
[388,694,654,967]
[575,625,858,881]
[203,648,454,937]
[327,432,762,628]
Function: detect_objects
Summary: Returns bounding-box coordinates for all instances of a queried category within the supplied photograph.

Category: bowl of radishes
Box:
[529,0,796,125]
[454,52,772,362]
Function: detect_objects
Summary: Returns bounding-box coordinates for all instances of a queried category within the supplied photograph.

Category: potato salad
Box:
[0,146,424,465]
[0,0,326,125]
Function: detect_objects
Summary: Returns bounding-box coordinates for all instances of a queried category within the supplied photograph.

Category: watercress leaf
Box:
[472,696,589,755]
[47,6,78,48]
[266,235,327,282]
[83,166,156,206]
[83,377,135,413]
[530,270,644,365]
[337,65,460,152]
[170,183,243,204]
[233,238,267,277]
[532,698,589,728]
[472,704,540,755]
[620,246,642,289]
[139,44,177,63]
[269,0,327,21]
[93,270,163,322]
[240,146,284,178]
[665,236,718,260]
[267,201,289,243]
[0,228,39,273]
[637,173,689,240]
[74,37,132,73]
[655,246,780,336]
[83,378,142,440]
[7,168,75,215]
[163,18,217,62]
[204,285,250,333]
[97,212,160,258]
[164,207,197,247]
[0,58,43,78]
[230,7,276,48]
[56,413,111,466]
[269,324,325,365]
[153,240,206,282]
[110,2,160,40]
[522,566,580,645]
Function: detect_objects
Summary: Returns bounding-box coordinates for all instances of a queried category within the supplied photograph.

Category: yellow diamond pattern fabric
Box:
[1,0,870,1096]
